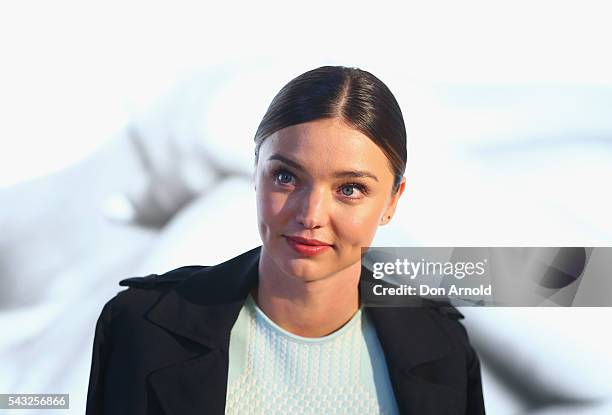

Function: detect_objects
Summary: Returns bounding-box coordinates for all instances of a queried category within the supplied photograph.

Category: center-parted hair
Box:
[254,66,407,194]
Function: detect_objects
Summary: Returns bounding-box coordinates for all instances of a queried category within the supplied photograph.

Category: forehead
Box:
[260,118,392,174]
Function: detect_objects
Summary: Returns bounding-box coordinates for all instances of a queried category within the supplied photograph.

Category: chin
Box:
[280,257,327,281]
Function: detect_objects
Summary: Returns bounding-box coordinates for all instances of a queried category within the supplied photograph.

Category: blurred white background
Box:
[1,1,611,414]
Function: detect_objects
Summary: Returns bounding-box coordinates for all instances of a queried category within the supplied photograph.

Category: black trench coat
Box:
[86,246,486,415]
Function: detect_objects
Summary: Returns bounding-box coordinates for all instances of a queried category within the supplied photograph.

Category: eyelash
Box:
[271,168,369,199]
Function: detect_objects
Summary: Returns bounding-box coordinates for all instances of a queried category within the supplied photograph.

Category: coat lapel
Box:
[144,246,460,415]
[362,266,463,414]
[366,305,462,414]
[146,247,261,415]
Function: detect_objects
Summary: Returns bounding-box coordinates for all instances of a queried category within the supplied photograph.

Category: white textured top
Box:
[225,294,400,415]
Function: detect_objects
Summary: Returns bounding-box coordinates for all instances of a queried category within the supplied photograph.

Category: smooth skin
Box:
[252,118,406,337]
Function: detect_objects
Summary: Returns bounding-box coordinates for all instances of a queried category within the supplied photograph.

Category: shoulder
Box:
[385,296,474,355]
[426,297,466,321]
[118,265,208,289]
[366,296,469,349]
[92,265,214,358]
[103,265,211,321]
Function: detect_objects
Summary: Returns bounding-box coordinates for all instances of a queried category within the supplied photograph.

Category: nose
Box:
[295,186,331,229]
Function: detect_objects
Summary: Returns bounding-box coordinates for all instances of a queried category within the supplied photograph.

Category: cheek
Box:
[256,186,287,227]
[335,207,382,244]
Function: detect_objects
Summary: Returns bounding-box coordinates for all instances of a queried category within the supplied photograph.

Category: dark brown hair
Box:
[254,66,407,193]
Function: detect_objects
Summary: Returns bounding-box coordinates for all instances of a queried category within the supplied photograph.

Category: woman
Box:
[86,66,485,414]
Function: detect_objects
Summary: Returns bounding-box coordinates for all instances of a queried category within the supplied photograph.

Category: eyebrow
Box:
[267,154,379,182]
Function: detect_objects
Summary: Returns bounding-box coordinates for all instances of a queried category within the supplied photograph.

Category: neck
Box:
[253,248,361,338]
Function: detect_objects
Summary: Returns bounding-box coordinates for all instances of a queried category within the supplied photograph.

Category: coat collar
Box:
[146,246,459,415]
[148,246,260,352]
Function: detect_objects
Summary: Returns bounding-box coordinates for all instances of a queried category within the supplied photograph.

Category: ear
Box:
[380,177,406,225]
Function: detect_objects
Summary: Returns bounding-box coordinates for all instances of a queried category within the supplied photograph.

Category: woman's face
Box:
[254,118,406,283]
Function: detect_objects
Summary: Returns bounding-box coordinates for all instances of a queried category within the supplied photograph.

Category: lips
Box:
[284,235,332,257]
[284,236,331,246]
